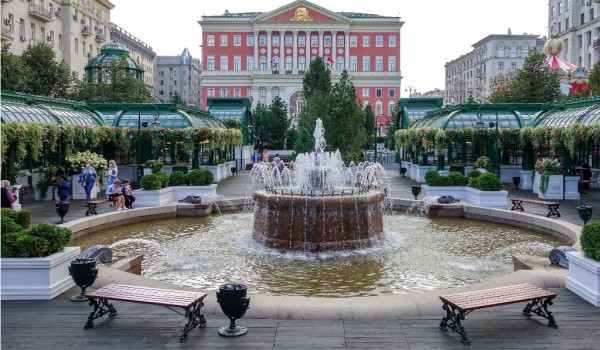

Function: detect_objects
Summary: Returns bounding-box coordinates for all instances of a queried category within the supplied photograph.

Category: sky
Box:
[110,0,548,97]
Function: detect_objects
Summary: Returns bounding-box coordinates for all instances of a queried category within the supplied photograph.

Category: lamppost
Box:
[405,85,416,98]
[137,104,160,188]
[475,102,499,176]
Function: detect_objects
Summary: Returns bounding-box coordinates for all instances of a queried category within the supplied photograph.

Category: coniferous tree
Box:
[363,104,375,150]
[251,97,290,149]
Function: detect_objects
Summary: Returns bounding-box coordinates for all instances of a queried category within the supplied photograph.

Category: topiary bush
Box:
[185,169,203,185]
[15,210,32,229]
[437,176,453,186]
[27,223,72,255]
[474,172,504,191]
[169,171,186,186]
[198,170,214,185]
[447,171,467,186]
[424,170,441,186]
[141,174,158,190]
[580,222,600,261]
[154,171,169,188]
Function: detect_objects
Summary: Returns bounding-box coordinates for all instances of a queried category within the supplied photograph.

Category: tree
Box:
[169,92,185,105]
[302,56,330,99]
[251,97,290,149]
[589,60,600,96]
[488,49,561,103]
[363,104,375,150]
[20,43,73,97]
[1,43,33,93]
[326,70,366,162]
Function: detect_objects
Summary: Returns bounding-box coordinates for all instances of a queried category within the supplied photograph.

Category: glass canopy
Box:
[412,109,524,130]
[208,107,247,121]
[1,103,102,125]
[534,105,600,126]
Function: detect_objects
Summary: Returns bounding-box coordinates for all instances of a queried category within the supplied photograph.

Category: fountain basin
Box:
[252,190,385,252]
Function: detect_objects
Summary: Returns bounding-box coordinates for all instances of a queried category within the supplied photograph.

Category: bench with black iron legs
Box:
[439,283,557,346]
[84,284,207,342]
[510,198,561,217]
[84,199,116,216]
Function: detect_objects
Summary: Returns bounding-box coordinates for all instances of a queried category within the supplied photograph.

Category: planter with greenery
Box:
[34,165,61,201]
[473,156,490,172]
[143,159,164,174]
[65,151,107,200]
[1,208,79,300]
[535,158,563,200]
[464,172,508,208]
[567,222,600,307]
[134,169,217,207]
[422,170,467,200]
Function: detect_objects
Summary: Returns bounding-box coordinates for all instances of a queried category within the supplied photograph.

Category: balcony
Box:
[82,26,93,36]
[594,39,600,48]
[95,33,106,43]
[28,5,53,22]
[1,27,13,40]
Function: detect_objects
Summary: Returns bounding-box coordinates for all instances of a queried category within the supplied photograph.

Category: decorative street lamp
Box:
[405,85,416,98]
[137,104,160,188]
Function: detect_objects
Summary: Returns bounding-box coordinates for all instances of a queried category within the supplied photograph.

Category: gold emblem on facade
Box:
[291,7,313,21]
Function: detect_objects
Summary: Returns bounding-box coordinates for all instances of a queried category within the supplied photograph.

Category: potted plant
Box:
[134,170,217,207]
[566,222,600,307]
[465,172,508,208]
[1,208,79,300]
[422,170,467,200]
[34,166,60,201]
[535,158,563,200]
[143,159,164,174]
[473,156,490,172]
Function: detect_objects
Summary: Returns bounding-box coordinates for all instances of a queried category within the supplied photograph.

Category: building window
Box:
[259,87,266,97]
[350,57,357,71]
[259,35,266,46]
[362,57,370,71]
[362,35,370,47]
[498,61,504,70]
[590,8,594,21]
[30,22,35,41]
[311,36,318,46]
[510,44,517,57]
[587,31,592,46]
[160,80,164,85]
[234,88,241,97]
[234,35,241,46]
[565,17,570,30]
[337,36,344,46]
[285,56,292,71]
[159,90,164,96]
[207,57,215,71]
[375,101,382,116]
[273,35,280,46]
[336,57,344,71]
[49,30,54,47]
[375,57,383,72]
[74,38,79,54]
[285,35,292,46]
[299,36,305,46]
[220,57,228,71]
[247,88,253,97]
[389,35,396,47]
[260,56,267,70]
[350,36,357,47]
[522,45,529,57]
[375,36,383,47]
[497,44,505,57]
[362,88,370,97]
[324,36,331,46]
[271,56,279,70]
[273,87,279,96]
[82,40,86,55]
[234,57,241,71]
[207,35,214,46]
[389,56,396,71]
[551,6,555,18]
[389,101,395,115]
[208,88,215,97]
[389,89,395,98]
[511,62,517,71]
[220,35,228,46]
[247,57,254,71]
[376,88,382,97]
[220,88,228,97]
[19,18,25,36]
[299,56,306,71]
[581,13,585,25]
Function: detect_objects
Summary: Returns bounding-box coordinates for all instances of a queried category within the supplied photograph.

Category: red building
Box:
[199,0,403,127]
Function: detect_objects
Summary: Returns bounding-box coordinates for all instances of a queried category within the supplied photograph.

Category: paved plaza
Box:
[3,165,600,349]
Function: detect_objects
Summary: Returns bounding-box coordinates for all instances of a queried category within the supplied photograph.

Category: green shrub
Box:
[186,169,204,185]
[580,222,600,261]
[437,176,453,186]
[14,210,32,229]
[15,235,49,257]
[149,180,162,190]
[27,223,72,254]
[141,174,158,190]
[169,171,186,186]
[1,221,72,258]
[424,170,441,186]
[199,170,214,185]
[475,172,504,191]
[1,216,23,235]
[1,232,21,257]
[1,207,17,220]
[154,171,169,188]
[467,169,482,179]
[447,171,467,186]
[468,176,479,188]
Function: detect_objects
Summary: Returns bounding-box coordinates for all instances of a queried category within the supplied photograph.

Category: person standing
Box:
[106,160,118,186]
[80,160,98,203]
[56,175,70,202]
[1,180,16,208]
[262,149,270,163]
[251,149,262,164]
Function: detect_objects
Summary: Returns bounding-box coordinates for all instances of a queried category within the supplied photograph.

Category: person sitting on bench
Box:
[121,178,135,209]
[106,180,126,211]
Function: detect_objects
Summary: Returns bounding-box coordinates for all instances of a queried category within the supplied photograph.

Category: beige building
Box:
[1,0,114,79]
[109,22,156,90]
[154,48,201,108]
[445,33,545,104]
[549,0,600,69]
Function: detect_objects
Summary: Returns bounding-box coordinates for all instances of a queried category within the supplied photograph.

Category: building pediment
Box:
[252,0,350,23]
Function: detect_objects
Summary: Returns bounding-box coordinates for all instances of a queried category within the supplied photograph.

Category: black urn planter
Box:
[68,258,98,302]
[400,167,407,177]
[216,283,250,337]
[577,205,593,226]
[55,201,70,224]
[411,185,421,200]
[512,176,521,190]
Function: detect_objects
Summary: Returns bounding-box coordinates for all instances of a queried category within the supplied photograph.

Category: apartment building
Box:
[109,22,156,90]
[199,0,403,126]
[155,48,201,108]
[1,0,115,79]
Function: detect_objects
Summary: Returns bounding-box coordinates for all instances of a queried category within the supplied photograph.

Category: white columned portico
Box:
[331,30,337,71]
[318,30,324,57]
[292,30,298,71]
[304,30,310,68]
[267,31,272,71]
[344,30,350,68]
[279,30,285,73]
[253,30,259,71]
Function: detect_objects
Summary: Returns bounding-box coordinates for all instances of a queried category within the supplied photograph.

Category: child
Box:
[251,149,262,163]
[56,175,70,202]
[106,180,126,211]
[121,178,136,209]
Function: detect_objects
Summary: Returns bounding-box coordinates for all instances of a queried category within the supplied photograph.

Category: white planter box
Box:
[1,246,80,300]
[415,165,437,183]
[464,187,508,208]
[421,185,466,200]
[34,187,52,201]
[566,251,600,307]
[564,175,580,200]
[200,165,220,182]
[134,185,218,207]
[71,175,99,200]
[532,172,540,194]
[538,174,564,200]
[172,184,218,200]
[519,170,534,190]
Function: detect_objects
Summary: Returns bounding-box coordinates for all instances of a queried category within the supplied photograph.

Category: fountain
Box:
[250,119,389,252]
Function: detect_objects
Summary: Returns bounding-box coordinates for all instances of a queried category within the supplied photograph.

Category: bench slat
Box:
[440,283,556,312]
[511,198,559,205]
[86,284,207,309]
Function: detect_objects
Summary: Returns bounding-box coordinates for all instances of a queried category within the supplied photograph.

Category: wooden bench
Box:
[84,284,207,342]
[85,199,116,216]
[510,197,561,217]
[439,283,557,346]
